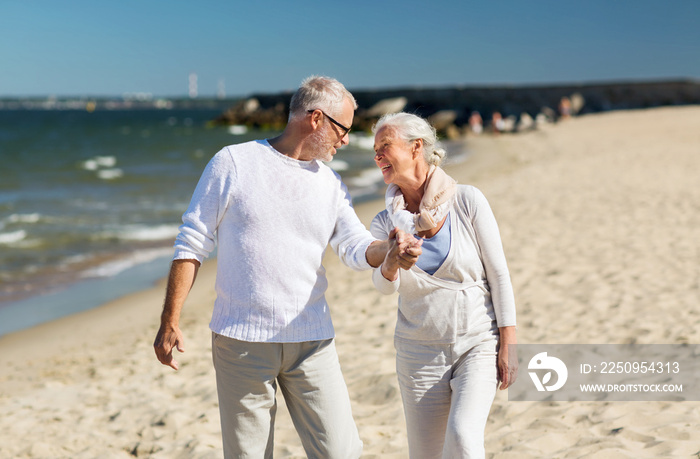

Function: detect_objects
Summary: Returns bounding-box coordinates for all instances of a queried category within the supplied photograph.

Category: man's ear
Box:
[308,109,323,130]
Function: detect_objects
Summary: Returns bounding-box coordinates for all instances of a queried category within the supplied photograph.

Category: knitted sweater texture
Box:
[174,140,375,342]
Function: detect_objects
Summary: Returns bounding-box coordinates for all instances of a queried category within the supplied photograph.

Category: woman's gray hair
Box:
[289,75,357,121]
[372,112,447,166]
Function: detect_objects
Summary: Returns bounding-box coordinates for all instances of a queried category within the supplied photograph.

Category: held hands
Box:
[395,229,423,270]
[381,228,423,281]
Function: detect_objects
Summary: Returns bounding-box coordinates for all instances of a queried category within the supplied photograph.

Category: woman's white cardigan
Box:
[371,185,516,344]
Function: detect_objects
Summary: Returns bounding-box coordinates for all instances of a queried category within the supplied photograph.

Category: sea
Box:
[0,108,469,336]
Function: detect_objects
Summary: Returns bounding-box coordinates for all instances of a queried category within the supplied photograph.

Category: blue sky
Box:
[2,0,699,97]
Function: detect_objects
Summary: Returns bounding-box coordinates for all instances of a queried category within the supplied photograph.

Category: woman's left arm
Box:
[470,187,517,328]
[497,326,518,390]
[468,187,518,389]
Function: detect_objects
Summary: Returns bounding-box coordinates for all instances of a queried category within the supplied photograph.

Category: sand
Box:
[1,106,699,458]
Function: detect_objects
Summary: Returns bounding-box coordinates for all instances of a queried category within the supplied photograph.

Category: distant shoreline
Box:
[2,76,698,99]
[3,78,698,115]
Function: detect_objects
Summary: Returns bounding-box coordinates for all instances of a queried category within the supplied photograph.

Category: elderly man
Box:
[154,76,420,458]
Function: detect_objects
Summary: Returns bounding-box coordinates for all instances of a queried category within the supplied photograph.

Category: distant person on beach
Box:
[491,111,506,134]
[370,112,518,458]
[559,96,572,120]
[468,111,483,135]
[153,76,421,458]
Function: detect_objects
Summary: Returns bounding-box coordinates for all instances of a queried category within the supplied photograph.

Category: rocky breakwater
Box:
[211,79,700,137]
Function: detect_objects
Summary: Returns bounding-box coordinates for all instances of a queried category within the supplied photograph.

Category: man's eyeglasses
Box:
[307,109,351,136]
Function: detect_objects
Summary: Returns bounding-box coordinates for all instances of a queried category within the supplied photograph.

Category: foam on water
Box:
[81,155,117,171]
[60,253,93,266]
[328,159,349,171]
[115,224,181,241]
[348,133,375,150]
[228,125,248,135]
[0,230,27,245]
[96,168,124,180]
[7,213,41,224]
[344,168,387,203]
[81,247,175,278]
[81,159,99,171]
[346,167,385,187]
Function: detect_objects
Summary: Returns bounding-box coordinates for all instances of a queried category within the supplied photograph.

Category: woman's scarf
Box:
[385,165,456,235]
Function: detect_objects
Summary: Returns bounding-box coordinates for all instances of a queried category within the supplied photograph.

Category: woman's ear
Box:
[412,138,423,158]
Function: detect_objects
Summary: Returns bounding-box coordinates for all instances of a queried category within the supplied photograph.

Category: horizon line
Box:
[2,76,698,100]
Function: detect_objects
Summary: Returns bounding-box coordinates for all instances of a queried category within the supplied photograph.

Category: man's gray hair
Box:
[372,112,447,166]
[289,75,357,121]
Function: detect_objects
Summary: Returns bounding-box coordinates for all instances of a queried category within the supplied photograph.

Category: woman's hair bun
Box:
[430,147,446,165]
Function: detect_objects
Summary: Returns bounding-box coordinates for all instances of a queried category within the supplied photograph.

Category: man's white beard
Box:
[307,127,334,162]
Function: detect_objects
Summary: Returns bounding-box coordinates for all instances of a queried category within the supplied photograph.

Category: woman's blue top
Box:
[416,213,452,275]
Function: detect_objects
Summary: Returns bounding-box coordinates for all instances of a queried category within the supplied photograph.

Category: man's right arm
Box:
[153,258,200,370]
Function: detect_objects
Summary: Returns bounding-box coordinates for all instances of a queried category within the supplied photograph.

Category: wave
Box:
[345,168,386,202]
[96,168,124,180]
[348,133,375,151]
[80,155,123,180]
[81,247,174,278]
[114,224,181,242]
[0,230,27,245]
[59,253,93,267]
[80,155,117,171]
[6,213,42,224]
[346,167,385,188]
[228,125,248,135]
[328,159,349,171]
[0,213,43,231]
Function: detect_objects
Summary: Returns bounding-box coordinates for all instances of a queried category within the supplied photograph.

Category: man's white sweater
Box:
[174,140,375,342]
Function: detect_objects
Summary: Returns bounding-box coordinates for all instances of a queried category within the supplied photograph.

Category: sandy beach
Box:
[1,106,699,458]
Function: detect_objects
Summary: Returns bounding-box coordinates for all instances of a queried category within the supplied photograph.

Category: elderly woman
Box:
[371,113,517,458]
